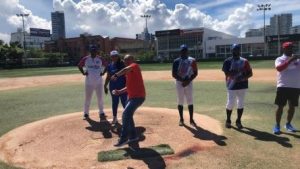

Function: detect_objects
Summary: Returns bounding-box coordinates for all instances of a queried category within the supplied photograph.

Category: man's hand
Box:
[112,89,120,96]
[83,72,88,76]
[288,55,298,63]
[104,86,108,95]
[182,80,190,87]
[111,74,118,81]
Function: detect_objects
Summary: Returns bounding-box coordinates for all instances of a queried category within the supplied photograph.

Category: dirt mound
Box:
[0,107,224,169]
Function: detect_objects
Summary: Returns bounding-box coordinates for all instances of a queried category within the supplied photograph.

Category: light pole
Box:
[16,13,29,50]
[257,4,271,56]
[140,14,151,52]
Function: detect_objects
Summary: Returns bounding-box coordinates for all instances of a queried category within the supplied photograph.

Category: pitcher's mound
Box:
[0,107,225,169]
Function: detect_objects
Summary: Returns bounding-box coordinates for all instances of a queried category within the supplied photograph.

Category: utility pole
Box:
[140,14,151,53]
[257,4,271,57]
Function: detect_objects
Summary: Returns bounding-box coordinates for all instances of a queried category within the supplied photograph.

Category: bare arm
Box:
[111,65,132,81]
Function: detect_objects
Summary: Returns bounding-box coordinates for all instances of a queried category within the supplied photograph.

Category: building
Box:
[155,27,235,60]
[10,28,51,49]
[245,29,263,37]
[51,11,66,40]
[290,25,300,34]
[111,37,146,54]
[270,13,292,35]
[266,34,300,57]
[45,34,148,65]
[205,37,264,58]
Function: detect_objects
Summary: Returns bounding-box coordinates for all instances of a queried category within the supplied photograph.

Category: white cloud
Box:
[0,0,51,42]
[0,33,10,43]
[52,0,256,38]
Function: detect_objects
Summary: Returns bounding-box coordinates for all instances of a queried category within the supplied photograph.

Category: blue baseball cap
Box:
[89,44,98,52]
[180,44,188,51]
[231,44,241,50]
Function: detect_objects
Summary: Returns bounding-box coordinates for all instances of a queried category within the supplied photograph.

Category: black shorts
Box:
[275,87,300,107]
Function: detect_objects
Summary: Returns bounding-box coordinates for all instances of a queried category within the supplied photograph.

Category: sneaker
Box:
[83,113,89,119]
[114,139,128,147]
[236,120,243,129]
[112,116,118,124]
[128,137,139,143]
[225,120,231,128]
[99,113,106,119]
[273,124,281,135]
[285,123,296,132]
[190,120,197,127]
[179,119,184,126]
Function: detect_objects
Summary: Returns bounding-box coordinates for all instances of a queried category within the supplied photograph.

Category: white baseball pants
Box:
[84,77,104,115]
[176,81,193,105]
[226,89,247,110]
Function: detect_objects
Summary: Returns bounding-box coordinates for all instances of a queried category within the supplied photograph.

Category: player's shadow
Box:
[281,131,300,139]
[85,116,112,138]
[125,139,166,169]
[232,127,293,148]
[183,124,227,146]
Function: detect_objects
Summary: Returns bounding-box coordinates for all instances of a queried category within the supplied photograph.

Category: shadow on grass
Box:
[125,142,166,169]
[232,127,292,148]
[183,124,227,146]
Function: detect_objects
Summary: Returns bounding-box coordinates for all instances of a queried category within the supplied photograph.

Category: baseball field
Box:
[0,60,299,169]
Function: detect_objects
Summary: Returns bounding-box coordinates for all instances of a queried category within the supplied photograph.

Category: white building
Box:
[290,25,300,34]
[10,28,51,49]
[270,13,292,35]
[205,37,264,58]
[155,27,236,60]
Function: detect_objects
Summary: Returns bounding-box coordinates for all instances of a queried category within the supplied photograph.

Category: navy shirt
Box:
[222,57,252,90]
[107,62,126,90]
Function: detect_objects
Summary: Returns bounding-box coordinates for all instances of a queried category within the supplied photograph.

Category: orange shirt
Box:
[126,63,146,99]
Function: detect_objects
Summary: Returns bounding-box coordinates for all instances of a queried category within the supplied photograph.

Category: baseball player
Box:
[222,44,253,129]
[273,42,300,134]
[172,44,198,127]
[104,50,127,125]
[78,45,106,119]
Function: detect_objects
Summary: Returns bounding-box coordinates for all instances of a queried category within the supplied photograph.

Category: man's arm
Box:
[104,73,111,94]
[77,57,87,76]
[276,55,298,72]
[172,61,183,82]
[111,65,133,81]
[112,87,127,95]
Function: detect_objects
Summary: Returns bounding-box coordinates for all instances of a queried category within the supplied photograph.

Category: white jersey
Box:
[275,54,300,89]
[78,55,105,83]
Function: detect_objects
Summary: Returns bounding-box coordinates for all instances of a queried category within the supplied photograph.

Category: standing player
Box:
[273,42,300,134]
[172,44,198,127]
[78,45,106,119]
[104,50,127,125]
[111,54,146,147]
[222,44,253,129]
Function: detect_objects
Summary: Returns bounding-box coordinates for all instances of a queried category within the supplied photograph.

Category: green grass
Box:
[0,80,299,168]
[0,60,274,78]
[98,144,174,162]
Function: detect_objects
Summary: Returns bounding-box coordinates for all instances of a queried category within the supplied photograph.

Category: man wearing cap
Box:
[78,45,107,119]
[222,44,253,129]
[273,42,300,134]
[104,50,127,125]
[172,44,198,127]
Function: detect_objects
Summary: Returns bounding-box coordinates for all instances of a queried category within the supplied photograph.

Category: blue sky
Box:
[1,0,299,43]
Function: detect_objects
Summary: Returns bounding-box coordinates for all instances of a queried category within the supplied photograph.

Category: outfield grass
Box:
[0,80,299,168]
[0,60,274,78]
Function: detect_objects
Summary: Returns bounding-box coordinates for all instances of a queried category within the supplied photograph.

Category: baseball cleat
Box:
[225,120,231,128]
[285,123,296,132]
[112,116,118,124]
[179,119,184,126]
[236,120,243,129]
[190,120,197,127]
[83,113,89,119]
